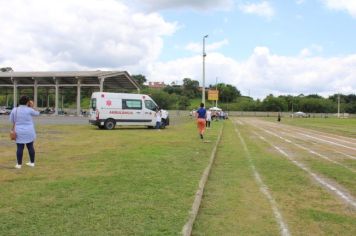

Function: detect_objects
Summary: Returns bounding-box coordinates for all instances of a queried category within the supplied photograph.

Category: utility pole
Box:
[202,35,208,105]
[337,93,340,118]
[215,77,218,107]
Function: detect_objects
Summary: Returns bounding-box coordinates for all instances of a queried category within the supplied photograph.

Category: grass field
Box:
[0,117,222,235]
[0,115,355,235]
[265,117,356,138]
[193,119,356,235]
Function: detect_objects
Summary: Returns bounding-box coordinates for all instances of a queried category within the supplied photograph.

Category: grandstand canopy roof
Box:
[0,71,140,90]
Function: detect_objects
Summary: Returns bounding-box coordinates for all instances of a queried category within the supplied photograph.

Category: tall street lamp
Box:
[202,34,208,104]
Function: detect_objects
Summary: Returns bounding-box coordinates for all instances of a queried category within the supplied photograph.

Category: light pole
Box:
[337,93,340,118]
[215,77,218,108]
[202,34,208,104]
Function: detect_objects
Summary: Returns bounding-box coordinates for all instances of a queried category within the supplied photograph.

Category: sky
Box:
[0,0,355,98]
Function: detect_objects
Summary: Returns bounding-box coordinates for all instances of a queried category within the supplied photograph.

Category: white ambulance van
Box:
[89,92,169,130]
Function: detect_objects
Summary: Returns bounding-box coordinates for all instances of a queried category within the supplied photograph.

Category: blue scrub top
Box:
[10,105,40,144]
[197,107,206,119]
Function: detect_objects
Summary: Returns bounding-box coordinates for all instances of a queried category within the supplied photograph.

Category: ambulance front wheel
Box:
[104,119,116,130]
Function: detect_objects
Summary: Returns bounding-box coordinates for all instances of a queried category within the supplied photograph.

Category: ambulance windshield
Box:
[144,100,157,111]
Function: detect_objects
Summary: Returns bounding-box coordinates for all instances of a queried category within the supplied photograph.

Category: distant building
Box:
[198,86,209,92]
[148,82,166,89]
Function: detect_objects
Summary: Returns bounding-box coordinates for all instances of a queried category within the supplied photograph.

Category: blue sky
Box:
[158,0,356,60]
[0,0,355,98]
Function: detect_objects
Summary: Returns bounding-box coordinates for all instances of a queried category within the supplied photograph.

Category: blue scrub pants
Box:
[16,142,35,165]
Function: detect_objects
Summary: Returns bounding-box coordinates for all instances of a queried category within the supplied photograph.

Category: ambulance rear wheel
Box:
[104,119,116,130]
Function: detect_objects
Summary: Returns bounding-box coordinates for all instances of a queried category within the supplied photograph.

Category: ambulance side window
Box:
[144,100,157,111]
[91,98,96,110]
[122,99,142,110]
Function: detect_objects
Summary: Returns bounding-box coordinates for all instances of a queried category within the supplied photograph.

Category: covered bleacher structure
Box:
[0,71,140,115]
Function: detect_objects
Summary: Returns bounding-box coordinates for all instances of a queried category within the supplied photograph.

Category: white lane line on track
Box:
[235,120,244,125]
[256,133,356,210]
[252,120,356,150]
[334,150,356,160]
[235,125,290,236]
[261,129,356,173]
[299,133,356,151]
[278,130,356,161]
[291,128,356,146]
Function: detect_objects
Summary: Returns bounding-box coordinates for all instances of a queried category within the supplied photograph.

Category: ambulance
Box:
[89,92,169,130]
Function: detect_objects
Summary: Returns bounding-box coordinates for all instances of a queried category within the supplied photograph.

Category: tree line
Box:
[132,75,355,113]
[133,75,241,110]
[0,70,354,113]
[225,94,356,114]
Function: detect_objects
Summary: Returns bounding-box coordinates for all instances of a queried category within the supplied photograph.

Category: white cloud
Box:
[0,0,177,71]
[299,44,323,57]
[147,47,356,98]
[185,39,229,53]
[296,0,305,5]
[1,0,355,99]
[239,1,275,19]
[128,0,234,11]
[321,0,356,18]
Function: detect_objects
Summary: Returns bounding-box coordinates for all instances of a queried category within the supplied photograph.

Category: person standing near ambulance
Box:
[161,109,168,127]
[196,103,206,139]
[9,96,40,169]
[155,107,162,130]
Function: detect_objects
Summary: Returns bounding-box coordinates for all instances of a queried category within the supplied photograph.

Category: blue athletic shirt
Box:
[197,107,206,119]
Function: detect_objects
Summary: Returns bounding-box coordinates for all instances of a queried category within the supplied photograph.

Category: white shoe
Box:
[26,162,35,167]
[15,164,22,169]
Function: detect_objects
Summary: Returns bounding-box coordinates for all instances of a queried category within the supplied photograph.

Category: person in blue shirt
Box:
[9,96,40,169]
[195,103,207,139]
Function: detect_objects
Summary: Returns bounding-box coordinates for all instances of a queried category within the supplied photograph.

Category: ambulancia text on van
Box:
[89,92,169,130]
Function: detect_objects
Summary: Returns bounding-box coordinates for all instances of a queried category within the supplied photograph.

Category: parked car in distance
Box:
[294,111,307,117]
[0,106,12,115]
[0,107,8,115]
[40,107,55,114]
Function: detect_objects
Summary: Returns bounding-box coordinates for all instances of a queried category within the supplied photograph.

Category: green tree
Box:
[261,94,288,111]
[131,74,147,86]
[345,101,356,113]
[143,89,177,109]
[306,94,323,99]
[216,83,241,102]
[299,97,335,113]
[178,96,190,110]
[241,99,260,111]
[163,85,183,95]
[182,78,199,98]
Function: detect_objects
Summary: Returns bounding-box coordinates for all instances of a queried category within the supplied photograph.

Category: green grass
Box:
[250,125,356,196]
[305,158,356,195]
[0,119,222,235]
[268,117,356,138]
[193,120,280,235]
[1,116,355,235]
[193,119,356,235]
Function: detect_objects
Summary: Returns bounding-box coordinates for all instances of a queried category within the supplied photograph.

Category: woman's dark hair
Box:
[19,95,30,105]
[200,103,204,108]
